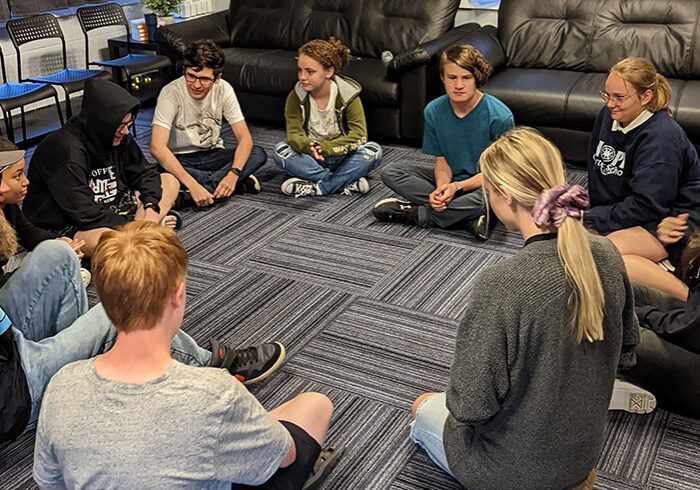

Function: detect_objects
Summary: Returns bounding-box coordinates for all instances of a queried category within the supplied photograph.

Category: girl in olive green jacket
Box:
[273,37,382,197]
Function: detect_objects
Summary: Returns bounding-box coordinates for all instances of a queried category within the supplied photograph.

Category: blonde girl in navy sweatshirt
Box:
[584,57,700,300]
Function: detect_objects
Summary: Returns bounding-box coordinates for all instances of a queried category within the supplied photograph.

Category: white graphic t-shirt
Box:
[307,81,340,142]
[89,164,117,204]
[152,77,245,154]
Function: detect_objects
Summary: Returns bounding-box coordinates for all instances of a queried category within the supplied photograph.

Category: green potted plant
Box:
[141,0,182,24]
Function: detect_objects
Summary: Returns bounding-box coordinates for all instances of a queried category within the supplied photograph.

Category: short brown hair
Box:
[183,39,225,75]
[439,44,493,88]
[92,221,188,333]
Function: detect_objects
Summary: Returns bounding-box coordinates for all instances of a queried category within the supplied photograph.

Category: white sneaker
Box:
[80,268,91,287]
[281,178,319,197]
[609,379,656,414]
[342,177,370,195]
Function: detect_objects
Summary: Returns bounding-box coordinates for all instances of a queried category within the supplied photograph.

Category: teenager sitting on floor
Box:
[32,222,341,489]
[373,44,514,240]
[151,39,266,208]
[584,57,700,300]
[0,138,88,286]
[23,79,181,258]
[410,127,649,490]
[273,37,382,197]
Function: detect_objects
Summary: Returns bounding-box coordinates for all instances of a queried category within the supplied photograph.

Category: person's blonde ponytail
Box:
[479,127,605,343]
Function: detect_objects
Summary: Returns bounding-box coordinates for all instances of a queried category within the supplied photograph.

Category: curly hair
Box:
[183,39,225,74]
[439,44,493,88]
[298,37,352,73]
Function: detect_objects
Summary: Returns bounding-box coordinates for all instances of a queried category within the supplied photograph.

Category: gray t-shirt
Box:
[33,359,291,489]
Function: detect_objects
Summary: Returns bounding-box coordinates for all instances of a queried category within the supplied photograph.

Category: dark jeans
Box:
[177,145,268,193]
[624,282,700,417]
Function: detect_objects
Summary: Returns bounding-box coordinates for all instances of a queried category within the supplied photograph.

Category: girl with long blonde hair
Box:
[410,127,646,490]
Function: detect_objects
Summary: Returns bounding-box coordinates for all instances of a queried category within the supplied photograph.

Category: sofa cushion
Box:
[228,0,460,60]
[676,81,700,143]
[499,0,700,79]
[228,0,294,50]
[483,68,584,128]
[588,0,700,78]
[221,48,399,107]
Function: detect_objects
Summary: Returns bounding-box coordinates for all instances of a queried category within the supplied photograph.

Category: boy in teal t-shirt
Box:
[374,45,514,240]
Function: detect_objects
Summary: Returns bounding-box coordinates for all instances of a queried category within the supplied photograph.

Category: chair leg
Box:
[20,106,27,144]
[4,110,15,144]
[53,93,65,126]
[63,88,73,120]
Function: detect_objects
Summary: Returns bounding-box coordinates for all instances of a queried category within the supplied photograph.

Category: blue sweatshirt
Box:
[636,262,700,354]
[584,108,700,234]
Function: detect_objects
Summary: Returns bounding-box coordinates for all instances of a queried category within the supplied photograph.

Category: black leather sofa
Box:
[460,0,700,166]
[155,0,478,141]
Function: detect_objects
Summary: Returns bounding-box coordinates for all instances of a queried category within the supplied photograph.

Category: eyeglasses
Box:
[116,116,135,132]
[599,90,636,106]
[184,72,216,86]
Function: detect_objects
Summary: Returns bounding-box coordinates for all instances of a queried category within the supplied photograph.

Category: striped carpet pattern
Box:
[2,108,699,489]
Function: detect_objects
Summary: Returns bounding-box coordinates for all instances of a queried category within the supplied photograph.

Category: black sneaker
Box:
[373,198,419,225]
[173,189,194,210]
[235,175,261,194]
[208,339,285,385]
[302,446,345,490]
[466,214,490,241]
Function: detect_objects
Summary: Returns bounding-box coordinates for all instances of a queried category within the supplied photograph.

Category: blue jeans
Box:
[177,145,268,193]
[410,392,454,477]
[273,141,382,195]
[0,240,212,427]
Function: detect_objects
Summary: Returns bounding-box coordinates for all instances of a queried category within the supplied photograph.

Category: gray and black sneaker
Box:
[282,178,319,197]
[466,214,490,241]
[373,198,419,225]
[342,177,370,195]
[208,339,286,385]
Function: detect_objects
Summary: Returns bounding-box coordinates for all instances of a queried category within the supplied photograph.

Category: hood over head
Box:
[76,78,140,152]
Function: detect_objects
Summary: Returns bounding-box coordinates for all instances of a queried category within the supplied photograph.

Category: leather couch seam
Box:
[584,0,605,72]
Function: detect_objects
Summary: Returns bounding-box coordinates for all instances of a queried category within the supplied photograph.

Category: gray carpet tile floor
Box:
[2,108,699,489]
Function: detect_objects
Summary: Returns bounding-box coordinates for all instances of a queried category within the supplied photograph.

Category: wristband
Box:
[0,307,12,336]
[144,202,161,214]
[453,182,462,195]
[230,167,242,177]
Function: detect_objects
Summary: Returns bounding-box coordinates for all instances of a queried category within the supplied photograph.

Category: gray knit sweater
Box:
[444,235,639,490]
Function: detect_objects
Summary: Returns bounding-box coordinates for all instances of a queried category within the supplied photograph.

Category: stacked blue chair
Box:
[6,13,112,120]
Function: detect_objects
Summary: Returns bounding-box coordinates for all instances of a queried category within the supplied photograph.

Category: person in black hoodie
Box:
[23,79,180,257]
[584,57,700,300]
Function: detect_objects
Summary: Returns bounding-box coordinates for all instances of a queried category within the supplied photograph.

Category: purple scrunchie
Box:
[532,185,589,228]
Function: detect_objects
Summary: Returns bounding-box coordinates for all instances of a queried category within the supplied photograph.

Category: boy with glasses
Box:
[24,79,181,257]
[151,39,267,207]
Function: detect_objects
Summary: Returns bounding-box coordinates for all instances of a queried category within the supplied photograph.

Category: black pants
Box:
[623,283,700,418]
[232,421,322,490]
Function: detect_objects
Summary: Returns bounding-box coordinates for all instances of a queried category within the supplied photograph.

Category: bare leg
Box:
[607,226,668,261]
[269,392,333,447]
[134,173,180,227]
[74,227,113,257]
[412,392,438,420]
[623,255,689,300]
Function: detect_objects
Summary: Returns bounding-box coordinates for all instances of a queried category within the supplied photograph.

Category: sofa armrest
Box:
[154,11,230,62]
[453,25,506,74]
[388,23,481,77]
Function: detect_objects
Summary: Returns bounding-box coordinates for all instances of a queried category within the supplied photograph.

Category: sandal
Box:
[160,210,183,230]
[302,445,345,490]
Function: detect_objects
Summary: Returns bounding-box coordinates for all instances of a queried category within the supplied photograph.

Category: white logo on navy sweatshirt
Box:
[593,140,626,176]
[89,165,117,204]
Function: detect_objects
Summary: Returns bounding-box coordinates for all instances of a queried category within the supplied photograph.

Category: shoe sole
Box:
[373,197,411,209]
[243,341,286,385]
[248,175,261,193]
[302,445,346,490]
[610,380,656,414]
